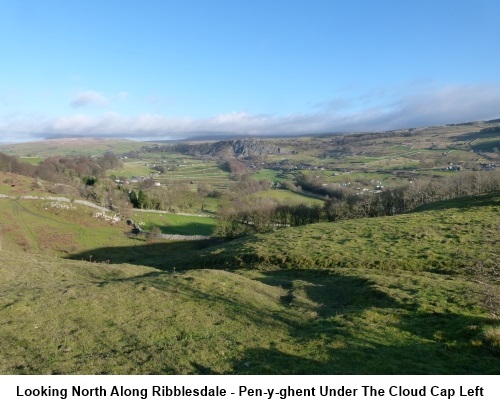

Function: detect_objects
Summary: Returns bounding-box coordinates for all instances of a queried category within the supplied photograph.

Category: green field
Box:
[2,248,497,374]
[108,161,156,177]
[108,159,234,191]
[18,157,44,164]
[0,251,297,374]
[130,211,216,235]
[250,189,323,205]
[0,197,216,258]
[251,169,291,183]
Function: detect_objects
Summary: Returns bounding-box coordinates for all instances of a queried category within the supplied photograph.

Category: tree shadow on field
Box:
[449,131,500,142]
[227,269,500,374]
[470,140,500,153]
[259,269,399,317]
[66,238,223,271]
[156,222,214,236]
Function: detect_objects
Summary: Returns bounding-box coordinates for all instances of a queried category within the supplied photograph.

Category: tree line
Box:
[214,170,500,238]
[0,152,121,183]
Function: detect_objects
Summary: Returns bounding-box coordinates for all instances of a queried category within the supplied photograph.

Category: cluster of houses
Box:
[446,162,462,171]
[445,162,499,171]
[480,163,499,171]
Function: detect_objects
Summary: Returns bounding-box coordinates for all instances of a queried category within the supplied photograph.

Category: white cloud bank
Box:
[1,84,500,143]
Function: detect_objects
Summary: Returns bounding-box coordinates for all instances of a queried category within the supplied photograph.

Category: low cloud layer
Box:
[2,84,500,143]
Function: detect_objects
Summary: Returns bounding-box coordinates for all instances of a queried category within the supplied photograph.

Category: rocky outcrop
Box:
[173,139,290,158]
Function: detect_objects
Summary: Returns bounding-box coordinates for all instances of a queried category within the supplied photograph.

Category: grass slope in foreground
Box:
[0,192,498,374]
[0,251,298,374]
[0,249,498,374]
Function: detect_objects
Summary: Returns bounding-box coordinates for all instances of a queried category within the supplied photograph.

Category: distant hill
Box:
[0,137,145,157]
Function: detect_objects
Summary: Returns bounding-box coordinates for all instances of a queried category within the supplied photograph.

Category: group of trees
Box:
[0,152,37,176]
[34,153,121,184]
[124,182,203,212]
[220,159,247,176]
[0,151,123,206]
[214,198,324,238]
[215,170,500,238]
[0,152,122,185]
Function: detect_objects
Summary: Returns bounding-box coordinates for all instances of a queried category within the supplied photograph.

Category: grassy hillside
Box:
[0,198,133,255]
[0,170,216,260]
[0,196,219,271]
[189,191,500,274]
[1,249,498,374]
[0,250,299,374]
[0,172,57,198]
[0,191,498,374]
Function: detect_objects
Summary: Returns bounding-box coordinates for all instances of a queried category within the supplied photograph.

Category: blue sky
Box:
[1,0,500,142]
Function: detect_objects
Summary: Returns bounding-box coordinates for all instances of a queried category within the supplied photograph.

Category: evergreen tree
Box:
[137,190,149,209]
[129,190,139,208]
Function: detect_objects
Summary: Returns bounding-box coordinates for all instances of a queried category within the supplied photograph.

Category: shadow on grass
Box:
[227,269,500,374]
[67,238,223,271]
[259,269,404,316]
[156,222,215,236]
[471,140,500,153]
[449,131,500,141]
[229,319,499,374]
